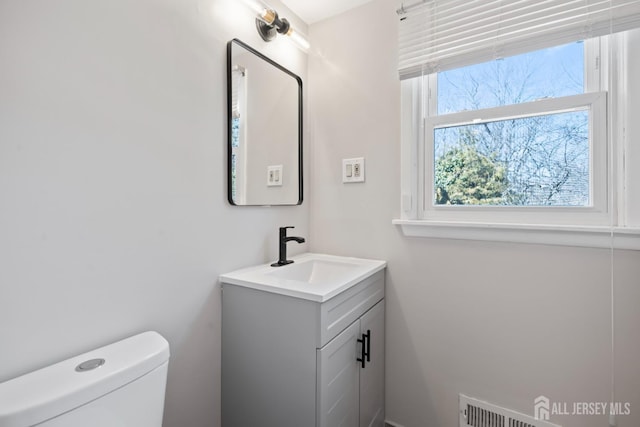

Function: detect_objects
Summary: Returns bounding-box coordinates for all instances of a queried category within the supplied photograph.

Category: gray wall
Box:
[307,1,640,426]
[0,0,308,426]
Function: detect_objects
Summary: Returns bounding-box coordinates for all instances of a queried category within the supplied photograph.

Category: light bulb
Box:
[286,28,310,50]
[258,7,276,25]
[243,0,273,22]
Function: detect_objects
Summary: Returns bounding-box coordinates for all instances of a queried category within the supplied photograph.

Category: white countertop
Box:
[219,253,386,302]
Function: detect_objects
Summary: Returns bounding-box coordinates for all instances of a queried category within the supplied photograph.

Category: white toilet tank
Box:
[0,331,170,427]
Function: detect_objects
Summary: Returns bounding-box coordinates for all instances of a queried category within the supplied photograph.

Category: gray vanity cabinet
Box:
[317,299,385,427]
[221,269,385,427]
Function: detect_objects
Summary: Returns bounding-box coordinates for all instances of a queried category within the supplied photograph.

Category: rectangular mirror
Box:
[227,39,303,206]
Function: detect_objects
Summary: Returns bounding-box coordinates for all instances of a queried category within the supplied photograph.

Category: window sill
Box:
[392,219,640,250]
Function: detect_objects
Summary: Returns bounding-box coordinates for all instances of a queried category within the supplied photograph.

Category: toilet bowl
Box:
[0,331,170,427]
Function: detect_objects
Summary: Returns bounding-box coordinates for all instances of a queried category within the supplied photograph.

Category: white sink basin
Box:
[219,253,386,302]
[266,258,363,283]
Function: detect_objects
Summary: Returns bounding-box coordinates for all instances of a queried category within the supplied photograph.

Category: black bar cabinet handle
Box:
[357,335,366,368]
[365,329,371,362]
[357,330,371,368]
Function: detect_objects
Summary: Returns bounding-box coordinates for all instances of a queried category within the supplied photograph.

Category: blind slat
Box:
[231,67,245,119]
[398,0,640,79]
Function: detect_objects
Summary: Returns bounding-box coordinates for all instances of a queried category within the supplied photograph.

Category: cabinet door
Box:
[359,300,385,427]
[317,320,360,427]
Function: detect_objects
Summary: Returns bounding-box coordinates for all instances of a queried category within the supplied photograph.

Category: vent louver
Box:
[460,395,561,427]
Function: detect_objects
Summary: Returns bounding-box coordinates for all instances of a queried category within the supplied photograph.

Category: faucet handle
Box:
[279,226,294,238]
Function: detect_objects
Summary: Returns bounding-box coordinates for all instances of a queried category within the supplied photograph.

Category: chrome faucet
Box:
[271,226,305,267]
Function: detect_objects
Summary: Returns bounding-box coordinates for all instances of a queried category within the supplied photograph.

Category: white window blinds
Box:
[398,0,640,79]
[231,66,246,119]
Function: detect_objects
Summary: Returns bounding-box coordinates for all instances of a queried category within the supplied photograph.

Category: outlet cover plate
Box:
[267,165,283,187]
[342,157,365,183]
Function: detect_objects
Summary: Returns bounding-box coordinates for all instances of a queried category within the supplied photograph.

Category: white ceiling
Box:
[281,0,375,24]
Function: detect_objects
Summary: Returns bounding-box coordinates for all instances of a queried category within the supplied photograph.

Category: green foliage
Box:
[435,144,507,205]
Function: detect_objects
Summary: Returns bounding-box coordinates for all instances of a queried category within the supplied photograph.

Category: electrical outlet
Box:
[342,157,365,183]
[267,165,283,186]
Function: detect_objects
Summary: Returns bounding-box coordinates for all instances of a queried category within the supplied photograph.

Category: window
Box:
[422,39,608,225]
[230,66,247,204]
[395,0,640,248]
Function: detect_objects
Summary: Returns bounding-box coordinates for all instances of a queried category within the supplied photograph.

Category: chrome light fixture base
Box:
[250,3,309,50]
[256,18,278,42]
[256,9,290,43]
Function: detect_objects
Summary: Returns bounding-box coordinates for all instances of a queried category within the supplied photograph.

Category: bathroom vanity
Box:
[220,253,386,427]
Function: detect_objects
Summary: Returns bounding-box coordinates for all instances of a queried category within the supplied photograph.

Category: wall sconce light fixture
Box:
[245,0,310,50]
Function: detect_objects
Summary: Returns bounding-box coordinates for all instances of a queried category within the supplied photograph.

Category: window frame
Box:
[401,38,612,227]
[424,92,608,225]
[395,29,640,250]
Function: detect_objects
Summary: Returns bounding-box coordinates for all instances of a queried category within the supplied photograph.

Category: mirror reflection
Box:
[227,39,303,206]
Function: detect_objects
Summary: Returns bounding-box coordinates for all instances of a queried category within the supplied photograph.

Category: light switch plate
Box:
[342,158,365,183]
[267,165,283,187]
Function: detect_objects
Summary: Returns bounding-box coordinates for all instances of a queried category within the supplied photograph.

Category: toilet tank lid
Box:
[0,331,170,427]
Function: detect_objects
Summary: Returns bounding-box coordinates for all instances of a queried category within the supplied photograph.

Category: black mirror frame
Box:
[226,38,303,206]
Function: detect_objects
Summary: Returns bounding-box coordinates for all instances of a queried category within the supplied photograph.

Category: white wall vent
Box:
[460,394,561,427]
